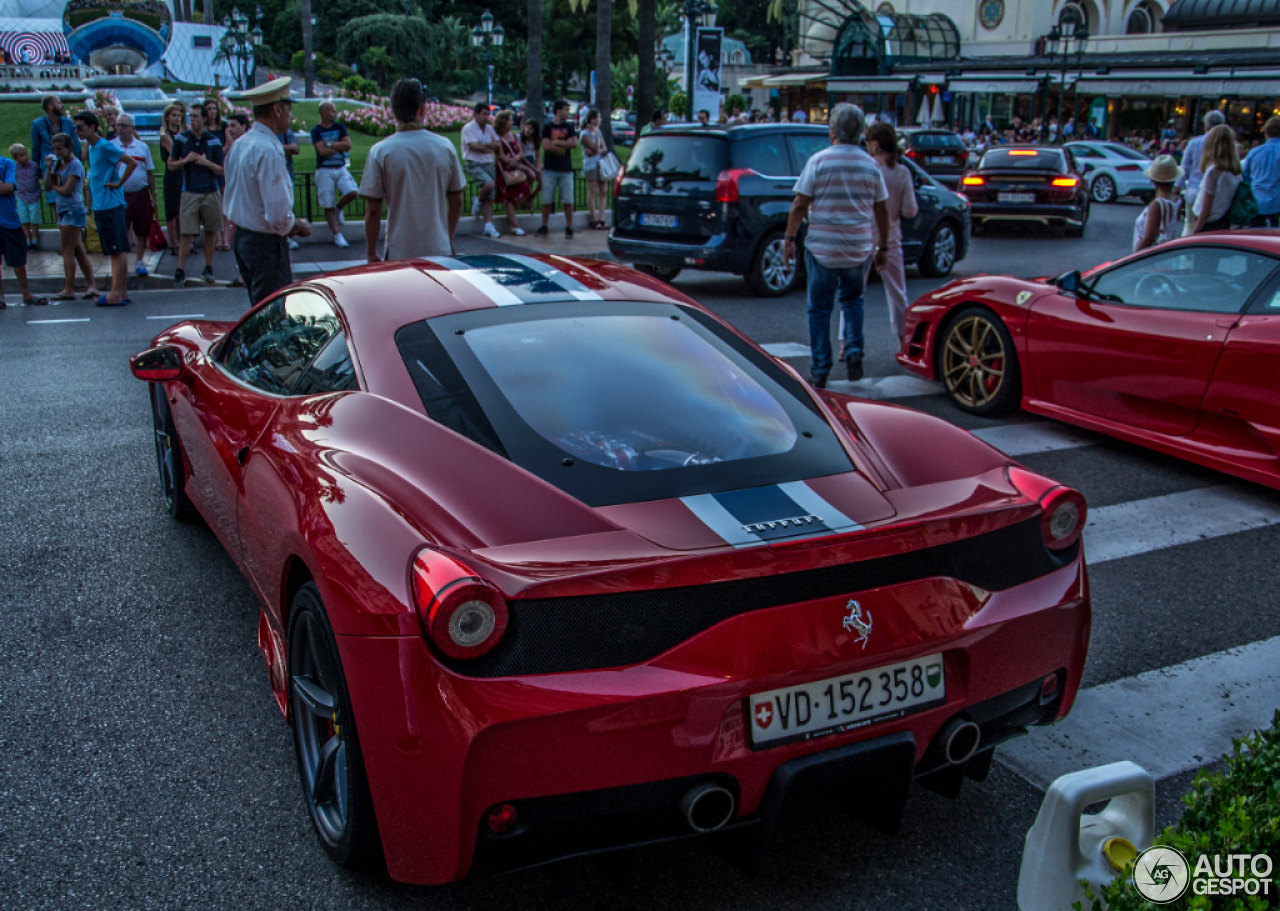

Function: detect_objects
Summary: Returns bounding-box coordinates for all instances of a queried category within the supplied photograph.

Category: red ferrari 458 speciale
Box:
[897,231,1280,490]
[131,254,1090,885]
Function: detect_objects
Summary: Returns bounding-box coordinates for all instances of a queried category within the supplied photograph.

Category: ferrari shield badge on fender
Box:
[842,600,872,648]
[1016,290,1033,304]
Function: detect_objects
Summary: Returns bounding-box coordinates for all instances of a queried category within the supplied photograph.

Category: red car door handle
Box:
[1215,318,1238,329]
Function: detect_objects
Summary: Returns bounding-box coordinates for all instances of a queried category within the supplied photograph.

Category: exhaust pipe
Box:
[680,782,736,833]
[938,718,982,766]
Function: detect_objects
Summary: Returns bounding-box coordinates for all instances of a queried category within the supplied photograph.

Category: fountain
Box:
[64,0,172,134]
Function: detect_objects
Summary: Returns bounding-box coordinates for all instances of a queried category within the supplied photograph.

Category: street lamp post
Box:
[219,4,264,91]
[471,9,505,111]
[1042,21,1089,143]
[682,0,714,120]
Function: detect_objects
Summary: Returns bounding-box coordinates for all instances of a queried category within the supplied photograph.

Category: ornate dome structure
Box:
[63,0,171,72]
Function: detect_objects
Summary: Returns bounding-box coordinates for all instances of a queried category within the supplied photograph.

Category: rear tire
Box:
[939,306,1020,417]
[289,583,384,873]
[634,264,682,282]
[150,384,197,521]
[1090,174,1116,203]
[745,230,798,297]
[918,221,959,278]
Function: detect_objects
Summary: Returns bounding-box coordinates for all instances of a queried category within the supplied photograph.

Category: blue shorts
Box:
[58,208,86,228]
[16,198,41,225]
[95,205,130,255]
[0,225,28,267]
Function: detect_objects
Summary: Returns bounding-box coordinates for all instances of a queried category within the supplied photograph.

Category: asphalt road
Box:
[3,202,1277,910]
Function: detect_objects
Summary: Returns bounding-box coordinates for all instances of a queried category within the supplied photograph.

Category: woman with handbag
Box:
[494,111,537,235]
[1193,124,1242,234]
[581,109,607,229]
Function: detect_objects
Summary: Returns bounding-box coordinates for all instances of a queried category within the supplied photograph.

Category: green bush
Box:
[1077,710,1280,911]
[725,92,747,115]
[343,75,378,95]
[670,91,687,117]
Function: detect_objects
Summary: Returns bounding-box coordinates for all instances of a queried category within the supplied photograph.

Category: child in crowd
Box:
[10,144,42,250]
[42,132,98,301]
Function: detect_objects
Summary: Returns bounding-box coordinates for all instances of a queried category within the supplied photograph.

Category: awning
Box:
[743,72,828,88]
[947,77,1042,94]
[1075,77,1280,97]
[827,78,915,93]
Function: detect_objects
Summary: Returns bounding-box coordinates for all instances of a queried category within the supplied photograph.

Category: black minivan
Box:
[609,123,970,296]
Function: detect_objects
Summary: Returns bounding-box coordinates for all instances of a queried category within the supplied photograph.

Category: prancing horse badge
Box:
[842,600,872,648]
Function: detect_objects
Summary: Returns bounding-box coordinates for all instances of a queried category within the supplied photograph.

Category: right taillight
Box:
[715,168,755,203]
[614,165,626,195]
[1009,467,1087,551]
[411,548,509,660]
[961,175,984,186]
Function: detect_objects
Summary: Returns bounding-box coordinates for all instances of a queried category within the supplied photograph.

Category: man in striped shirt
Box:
[784,103,889,387]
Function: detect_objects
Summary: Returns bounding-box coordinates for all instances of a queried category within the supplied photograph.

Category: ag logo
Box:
[1133,846,1190,903]
[754,702,773,729]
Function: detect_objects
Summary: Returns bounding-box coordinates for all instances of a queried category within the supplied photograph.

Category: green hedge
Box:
[1077,710,1280,911]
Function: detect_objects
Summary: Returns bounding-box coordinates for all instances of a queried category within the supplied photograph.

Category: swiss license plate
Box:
[998,192,1035,203]
[639,212,677,228]
[748,654,945,748]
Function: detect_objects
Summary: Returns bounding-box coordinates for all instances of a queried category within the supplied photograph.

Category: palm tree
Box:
[635,0,655,131]
[526,0,544,128]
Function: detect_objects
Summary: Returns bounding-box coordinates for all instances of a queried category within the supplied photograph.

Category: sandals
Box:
[216,244,232,252]
[52,293,77,301]
[83,289,101,299]
[23,298,49,306]
[591,220,607,230]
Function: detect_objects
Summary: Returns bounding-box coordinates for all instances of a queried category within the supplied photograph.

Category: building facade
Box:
[759,0,1280,140]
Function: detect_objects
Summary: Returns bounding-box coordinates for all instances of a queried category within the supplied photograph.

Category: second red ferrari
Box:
[897,230,1280,490]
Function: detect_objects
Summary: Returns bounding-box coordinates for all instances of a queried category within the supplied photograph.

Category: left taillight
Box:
[1009,467,1087,551]
[411,548,509,660]
[714,168,755,203]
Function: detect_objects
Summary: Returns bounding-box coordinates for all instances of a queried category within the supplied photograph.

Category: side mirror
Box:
[130,345,184,382]
[1055,270,1083,295]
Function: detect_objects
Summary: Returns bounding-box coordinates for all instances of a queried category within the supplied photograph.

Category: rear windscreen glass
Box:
[625,135,729,182]
[980,149,1066,171]
[396,301,852,507]
[732,136,793,176]
[911,132,964,149]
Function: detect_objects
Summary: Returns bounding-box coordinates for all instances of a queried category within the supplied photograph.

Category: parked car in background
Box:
[611,119,636,146]
[960,146,1090,236]
[609,123,971,296]
[898,127,969,187]
[1064,141,1154,204]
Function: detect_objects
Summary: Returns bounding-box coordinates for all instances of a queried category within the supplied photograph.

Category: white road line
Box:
[998,636,1280,788]
[293,258,368,272]
[146,314,205,320]
[27,318,90,324]
[827,375,943,399]
[1084,485,1280,564]
[971,422,1103,457]
[762,342,812,358]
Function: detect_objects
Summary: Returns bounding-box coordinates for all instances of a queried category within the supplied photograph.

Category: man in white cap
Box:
[222,76,311,305]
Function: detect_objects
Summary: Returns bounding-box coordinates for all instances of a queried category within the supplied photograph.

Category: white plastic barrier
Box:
[1017,761,1155,911]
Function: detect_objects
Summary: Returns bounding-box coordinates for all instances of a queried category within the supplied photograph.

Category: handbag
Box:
[598,151,622,181]
[148,219,167,252]
[502,168,528,186]
[1229,178,1259,227]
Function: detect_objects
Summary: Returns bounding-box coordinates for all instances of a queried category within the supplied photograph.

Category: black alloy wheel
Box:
[289,583,383,870]
[746,229,799,297]
[1090,174,1116,203]
[150,385,196,521]
[918,221,959,278]
[634,264,682,282]
[939,307,1020,416]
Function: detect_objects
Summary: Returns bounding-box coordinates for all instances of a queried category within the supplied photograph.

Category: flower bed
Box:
[337,95,471,137]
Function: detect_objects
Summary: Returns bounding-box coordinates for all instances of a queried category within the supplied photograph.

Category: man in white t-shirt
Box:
[460,102,501,238]
[783,103,889,387]
[359,78,465,261]
[112,113,156,277]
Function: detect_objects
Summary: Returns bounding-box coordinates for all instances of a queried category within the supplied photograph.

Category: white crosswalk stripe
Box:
[1084,485,1280,564]
[826,375,943,399]
[999,636,1280,788]
[971,422,1103,456]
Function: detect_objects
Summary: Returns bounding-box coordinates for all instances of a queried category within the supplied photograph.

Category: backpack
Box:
[1229,178,1260,227]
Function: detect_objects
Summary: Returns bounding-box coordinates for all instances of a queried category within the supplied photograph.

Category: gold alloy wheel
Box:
[942,314,1007,409]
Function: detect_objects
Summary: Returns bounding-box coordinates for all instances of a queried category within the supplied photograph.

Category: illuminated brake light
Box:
[715,168,756,203]
[1009,150,1039,156]
[962,176,985,186]
[1051,177,1079,187]
[411,549,509,660]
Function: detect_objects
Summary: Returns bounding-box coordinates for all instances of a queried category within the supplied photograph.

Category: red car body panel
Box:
[139,255,1091,884]
[897,232,1280,490]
